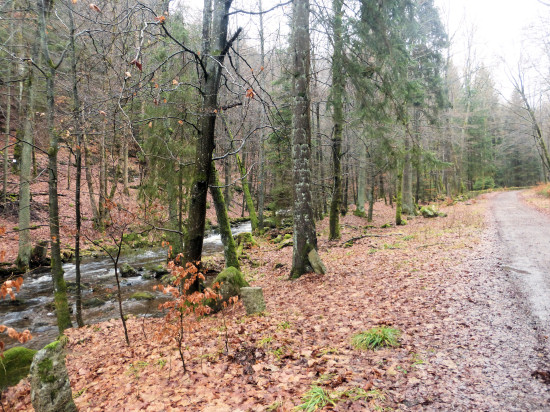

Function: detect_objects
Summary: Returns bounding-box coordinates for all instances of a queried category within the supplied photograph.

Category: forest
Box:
[1,0,550,410]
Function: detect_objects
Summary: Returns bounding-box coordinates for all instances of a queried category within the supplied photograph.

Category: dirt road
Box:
[492,191,550,326]
[412,191,550,411]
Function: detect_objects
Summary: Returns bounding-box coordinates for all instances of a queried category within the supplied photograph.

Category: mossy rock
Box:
[130,291,154,300]
[66,282,89,292]
[271,235,283,244]
[234,232,258,248]
[420,205,446,218]
[147,263,169,278]
[381,222,392,228]
[0,347,37,389]
[120,263,139,278]
[82,297,105,308]
[283,233,292,240]
[160,273,176,285]
[60,249,74,263]
[262,218,277,229]
[278,238,293,249]
[209,267,249,311]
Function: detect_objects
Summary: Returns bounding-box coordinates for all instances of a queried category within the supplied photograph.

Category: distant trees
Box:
[2,0,550,299]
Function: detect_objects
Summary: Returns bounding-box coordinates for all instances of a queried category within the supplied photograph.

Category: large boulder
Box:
[120,262,139,278]
[0,346,37,389]
[30,340,77,412]
[210,267,249,311]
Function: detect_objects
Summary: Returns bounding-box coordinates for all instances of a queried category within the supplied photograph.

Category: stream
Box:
[1,221,252,350]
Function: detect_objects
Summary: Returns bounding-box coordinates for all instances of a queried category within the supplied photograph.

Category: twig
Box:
[341,233,404,246]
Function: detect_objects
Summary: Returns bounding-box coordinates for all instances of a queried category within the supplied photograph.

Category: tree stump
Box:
[240,287,266,315]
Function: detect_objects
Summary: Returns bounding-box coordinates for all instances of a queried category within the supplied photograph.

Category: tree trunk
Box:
[82,135,99,222]
[355,139,367,216]
[367,173,375,222]
[98,117,107,228]
[257,0,267,231]
[210,164,239,269]
[3,1,13,206]
[15,62,35,270]
[402,133,414,215]
[38,0,72,333]
[183,0,237,271]
[221,115,258,233]
[69,5,84,327]
[290,0,322,278]
[328,0,344,240]
[396,164,404,226]
[122,130,129,196]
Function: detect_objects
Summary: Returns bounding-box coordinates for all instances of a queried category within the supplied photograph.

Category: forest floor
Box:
[4,189,550,411]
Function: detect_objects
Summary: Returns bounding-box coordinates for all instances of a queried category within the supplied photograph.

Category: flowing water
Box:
[1,221,252,350]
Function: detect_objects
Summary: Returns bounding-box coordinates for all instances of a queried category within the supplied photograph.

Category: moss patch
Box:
[0,347,37,388]
[130,291,154,300]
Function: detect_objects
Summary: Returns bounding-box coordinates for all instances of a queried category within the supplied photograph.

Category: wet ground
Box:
[406,191,550,410]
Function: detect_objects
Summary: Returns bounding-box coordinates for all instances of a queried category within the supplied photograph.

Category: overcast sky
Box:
[434,0,550,97]
[176,0,550,97]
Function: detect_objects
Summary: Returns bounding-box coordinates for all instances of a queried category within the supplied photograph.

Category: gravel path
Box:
[407,192,550,411]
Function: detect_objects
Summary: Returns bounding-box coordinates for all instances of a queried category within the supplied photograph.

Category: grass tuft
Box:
[296,386,338,411]
[352,327,401,350]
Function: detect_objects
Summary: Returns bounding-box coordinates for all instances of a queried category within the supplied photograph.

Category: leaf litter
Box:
[5,192,550,410]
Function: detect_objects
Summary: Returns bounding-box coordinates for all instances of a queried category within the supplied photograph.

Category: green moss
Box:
[44,340,60,350]
[0,347,37,388]
[214,266,249,289]
[130,291,154,300]
[38,358,56,383]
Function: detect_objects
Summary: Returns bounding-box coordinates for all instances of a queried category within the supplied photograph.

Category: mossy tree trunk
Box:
[210,164,239,269]
[221,114,259,233]
[328,0,344,240]
[37,0,72,333]
[290,0,323,278]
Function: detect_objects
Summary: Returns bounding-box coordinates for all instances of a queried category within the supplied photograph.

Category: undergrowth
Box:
[352,327,401,350]
[535,183,550,198]
[296,385,386,411]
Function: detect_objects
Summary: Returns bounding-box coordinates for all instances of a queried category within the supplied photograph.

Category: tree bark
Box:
[257,0,267,231]
[290,0,322,278]
[355,139,367,216]
[69,4,84,327]
[38,0,72,333]
[15,61,35,270]
[328,0,344,240]
[183,0,237,270]
[402,133,414,215]
[210,164,239,269]
[82,134,99,222]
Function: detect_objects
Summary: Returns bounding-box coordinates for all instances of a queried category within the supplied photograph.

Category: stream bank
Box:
[2,221,252,350]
